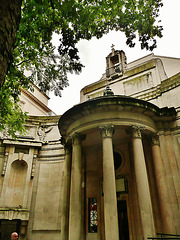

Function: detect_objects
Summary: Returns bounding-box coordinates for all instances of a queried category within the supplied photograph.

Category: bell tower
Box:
[106,45,127,79]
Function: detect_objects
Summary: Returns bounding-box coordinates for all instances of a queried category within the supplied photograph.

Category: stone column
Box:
[131,126,155,239]
[172,134,180,173]
[61,144,72,240]
[151,134,175,233]
[100,125,119,240]
[69,133,83,240]
[159,133,180,233]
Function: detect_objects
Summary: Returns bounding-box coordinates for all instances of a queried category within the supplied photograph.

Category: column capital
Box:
[64,144,72,155]
[99,125,114,138]
[65,139,72,151]
[151,134,160,146]
[60,137,72,154]
[71,133,86,146]
[126,125,144,138]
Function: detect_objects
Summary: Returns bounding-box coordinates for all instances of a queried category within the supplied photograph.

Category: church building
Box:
[0,48,180,240]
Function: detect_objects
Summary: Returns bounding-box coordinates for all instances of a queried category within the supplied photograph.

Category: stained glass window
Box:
[88,198,98,233]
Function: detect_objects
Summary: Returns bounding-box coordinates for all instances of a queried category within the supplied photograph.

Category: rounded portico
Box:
[58,89,176,240]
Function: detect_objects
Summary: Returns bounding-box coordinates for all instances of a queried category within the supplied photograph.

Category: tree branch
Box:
[15,59,30,67]
[49,0,55,9]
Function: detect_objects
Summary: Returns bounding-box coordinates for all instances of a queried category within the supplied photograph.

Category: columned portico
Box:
[69,133,83,240]
[58,93,178,240]
[131,126,155,239]
[100,125,119,240]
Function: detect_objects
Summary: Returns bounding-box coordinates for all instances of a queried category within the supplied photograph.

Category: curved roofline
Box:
[58,95,176,134]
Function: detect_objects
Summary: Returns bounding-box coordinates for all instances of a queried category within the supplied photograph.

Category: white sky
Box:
[48,0,180,115]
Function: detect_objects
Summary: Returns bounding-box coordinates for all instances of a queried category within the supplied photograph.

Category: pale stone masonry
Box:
[0,48,180,240]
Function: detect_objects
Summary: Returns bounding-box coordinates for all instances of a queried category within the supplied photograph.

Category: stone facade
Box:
[0,48,180,240]
[0,116,64,240]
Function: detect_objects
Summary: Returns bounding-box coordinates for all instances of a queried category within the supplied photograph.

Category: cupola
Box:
[106,45,127,79]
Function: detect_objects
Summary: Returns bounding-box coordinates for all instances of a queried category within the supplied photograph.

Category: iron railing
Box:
[106,63,122,78]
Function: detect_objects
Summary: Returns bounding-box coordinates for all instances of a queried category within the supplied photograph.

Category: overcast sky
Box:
[48,0,180,115]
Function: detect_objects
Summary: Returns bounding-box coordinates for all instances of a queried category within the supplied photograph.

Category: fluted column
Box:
[69,133,83,240]
[131,126,155,239]
[61,144,72,240]
[151,134,175,233]
[100,125,119,240]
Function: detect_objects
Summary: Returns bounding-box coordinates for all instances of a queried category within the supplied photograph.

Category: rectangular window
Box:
[88,197,97,233]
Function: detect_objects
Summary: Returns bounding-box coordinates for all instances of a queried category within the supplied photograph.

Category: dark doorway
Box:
[117,200,129,240]
[0,220,20,240]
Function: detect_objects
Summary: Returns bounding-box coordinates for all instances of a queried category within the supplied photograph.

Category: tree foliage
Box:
[0,73,28,139]
[0,0,163,137]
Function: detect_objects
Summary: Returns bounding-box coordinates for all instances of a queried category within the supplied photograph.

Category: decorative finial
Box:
[111,44,115,55]
[103,85,114,96]
[111,44,115,51]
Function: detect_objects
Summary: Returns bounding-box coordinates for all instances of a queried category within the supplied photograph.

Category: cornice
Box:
[21,88,52,113]
[27,115,60,124]
[130,72,180,101]
[161,72,180,92]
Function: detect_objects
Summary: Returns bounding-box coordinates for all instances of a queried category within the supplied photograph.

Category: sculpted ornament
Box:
[1,152,8,176]
[99,125,114,138]
[126,125,144,138]
[31,154,37,178]
[152,134,160,146]
[132,126,142,138]
[37,125,53,142]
